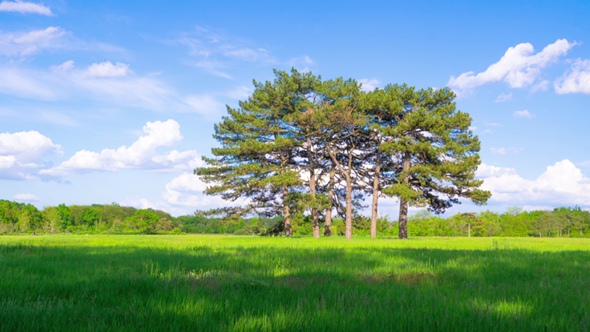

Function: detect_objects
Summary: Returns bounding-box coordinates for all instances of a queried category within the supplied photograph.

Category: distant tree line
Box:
[1,199,588,237]
[404,206,590,238]
[0,199,279,235]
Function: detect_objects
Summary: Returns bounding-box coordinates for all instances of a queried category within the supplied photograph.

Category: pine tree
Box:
[196,69,317,236]
[378,85,491,239]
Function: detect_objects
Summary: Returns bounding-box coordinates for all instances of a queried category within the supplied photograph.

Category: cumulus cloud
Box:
[478,160,590,207]
[513,109,535,118]
[0,130,62,163]
[41,120,200,177]
[554,59,590,94]
[448,39,576,93]
[359,78,380,92]
[0,130,62,180]
[0,0,52,15]
[86,61,130,78]
[0,26,66,57]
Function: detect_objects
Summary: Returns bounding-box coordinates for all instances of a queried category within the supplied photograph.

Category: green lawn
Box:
[1,235,589,331]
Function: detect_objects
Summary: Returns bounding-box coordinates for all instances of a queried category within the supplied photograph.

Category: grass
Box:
[1,235,589,331]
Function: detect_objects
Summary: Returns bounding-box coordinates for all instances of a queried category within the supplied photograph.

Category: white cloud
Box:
[0,130,62,163]
[554,59,590,94]
[495,93,513,103]
[0,62,178,110]
[0,130,62,180]
[477,160,590,208]
[41,120,200,177]
[0,26,66,57]
[359,78,380,92]
[0,1,52,15]
[490,147,524,155]
[513,109,535,118]
[14,193,39,201]
[86,61,130,78]
[1,62,224,113]
[448,39,576,93]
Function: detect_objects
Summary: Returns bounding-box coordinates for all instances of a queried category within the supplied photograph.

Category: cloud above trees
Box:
[449,39,577,94]
[41,120,201,177]
[0,130,62,180]
[477,160,590,208]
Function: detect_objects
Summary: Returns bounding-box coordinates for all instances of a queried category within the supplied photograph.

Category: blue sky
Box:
[1,0,590,217]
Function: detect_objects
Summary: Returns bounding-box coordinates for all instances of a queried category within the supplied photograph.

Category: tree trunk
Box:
[398,154,411,239]
[398,198,408,239]
[370,161,381,238]
[282,185,292,237]
[345,176,353,239]
[324,169,334,237]
[308,137,320,238]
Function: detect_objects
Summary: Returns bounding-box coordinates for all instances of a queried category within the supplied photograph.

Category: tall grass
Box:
[1,235,589,331]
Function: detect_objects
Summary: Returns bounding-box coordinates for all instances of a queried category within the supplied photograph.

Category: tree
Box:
[196,69,317,236]
[378,85,490,239]
[362,88,403,238]
[315,78,367,239]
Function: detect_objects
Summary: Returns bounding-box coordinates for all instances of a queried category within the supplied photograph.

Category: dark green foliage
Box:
[196,70,490,238]
[367,85,490,238]
[196,69,320,237]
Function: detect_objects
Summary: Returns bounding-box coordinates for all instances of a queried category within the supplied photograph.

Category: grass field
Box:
[1,235,589,331]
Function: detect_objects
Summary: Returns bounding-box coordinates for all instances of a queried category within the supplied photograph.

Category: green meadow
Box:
[1,235,589,331]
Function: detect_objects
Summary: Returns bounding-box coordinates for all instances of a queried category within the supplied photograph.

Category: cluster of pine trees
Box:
[196,69,490,238]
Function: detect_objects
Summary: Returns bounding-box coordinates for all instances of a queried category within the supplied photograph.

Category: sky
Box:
[1,0,590,217]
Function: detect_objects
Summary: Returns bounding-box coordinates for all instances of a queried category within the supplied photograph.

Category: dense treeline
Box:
[404,207,590,238]
[196,69,490,239]
[0,200,178,234]
[0,199,280,235]
[1,199,588,237]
